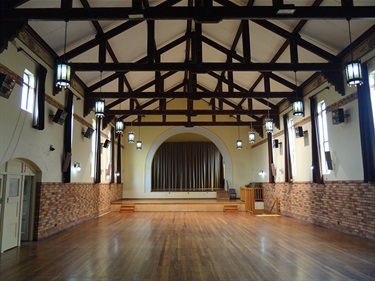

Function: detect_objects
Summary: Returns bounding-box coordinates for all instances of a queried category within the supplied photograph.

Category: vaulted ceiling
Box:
[1,0,375,133]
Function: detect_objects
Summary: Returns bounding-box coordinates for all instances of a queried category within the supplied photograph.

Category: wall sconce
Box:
[259,170,265,177]
[74,162,81,172]
[115,171,120,177]
[49,145,55,151]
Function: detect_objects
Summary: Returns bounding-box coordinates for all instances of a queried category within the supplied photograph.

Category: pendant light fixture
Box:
[128,120,135,143]
[292,71,304,116]
[56,21,71,88]
[136,125,142,150]
[265,99,273,133]
[115,119,124,134]
[345,19,363,87]
[115,101,124,134]
[95,72,105,117]
[236,125,243,149]
[248,122,255,143]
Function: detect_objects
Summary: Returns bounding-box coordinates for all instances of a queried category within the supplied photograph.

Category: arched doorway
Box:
[145,127,231,193]
[0,159,40,253]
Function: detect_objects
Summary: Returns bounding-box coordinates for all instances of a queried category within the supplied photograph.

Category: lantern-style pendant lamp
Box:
[55,22,71,88]
[236,139,243,149]
[345,60,363,86]
[128,131,135,143]
[248,131,255,143]
[292,99,304,116]
[56,63,71,88]
[95,99,105,117]
[115,119,124,134]
[136,141,142,150]
[345,20,363,87]
[265,118,273,133]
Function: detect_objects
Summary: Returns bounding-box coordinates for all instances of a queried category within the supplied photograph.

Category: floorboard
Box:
[0,212,374,281]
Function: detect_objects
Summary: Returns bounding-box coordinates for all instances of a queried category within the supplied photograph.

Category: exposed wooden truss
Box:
[1,0,374,130]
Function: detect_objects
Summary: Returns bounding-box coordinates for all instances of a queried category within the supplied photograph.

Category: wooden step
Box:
[223,205,238,212]
[217,190,229,200]
[119,205,135,213]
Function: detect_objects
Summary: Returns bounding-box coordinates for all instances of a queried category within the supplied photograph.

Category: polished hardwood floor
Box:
[0,212,374,281]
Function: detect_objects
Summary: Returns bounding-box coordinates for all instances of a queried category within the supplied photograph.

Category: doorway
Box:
[0,159,37,253]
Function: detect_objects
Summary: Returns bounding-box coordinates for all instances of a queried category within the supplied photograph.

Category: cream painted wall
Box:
[0,40,119,183]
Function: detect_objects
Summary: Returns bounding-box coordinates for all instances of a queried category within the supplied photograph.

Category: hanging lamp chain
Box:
[63,21,68,58]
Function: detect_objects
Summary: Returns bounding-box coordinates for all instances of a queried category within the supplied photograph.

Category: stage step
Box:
[223,205,238,212]
[119,205,135,213]
[217,190,229,200]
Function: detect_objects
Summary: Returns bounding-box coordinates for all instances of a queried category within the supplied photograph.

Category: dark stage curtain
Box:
[357,64,375,182]
[283,114,292,182]
[116,135,122,184]
[151,142,223,191]
[33,65,47,130]
[95,117,102,183]
[310,96,323,184]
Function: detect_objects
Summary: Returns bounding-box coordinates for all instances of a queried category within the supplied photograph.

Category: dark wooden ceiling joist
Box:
[2,6,374,21]
[86,91,297,99]
[121,121,264,127]
[105,109,279,116]
[72,62,340,72]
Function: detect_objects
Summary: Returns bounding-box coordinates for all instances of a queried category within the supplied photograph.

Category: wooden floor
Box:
[0,212,374,281]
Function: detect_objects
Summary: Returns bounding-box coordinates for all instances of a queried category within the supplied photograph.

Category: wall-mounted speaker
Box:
[83,127,94,139]
[295,126,304,138]
[103,139,110,148]
[273,139,279,148]
[0,73,16,99]
[332,108,345,125]
[51,109,67,125]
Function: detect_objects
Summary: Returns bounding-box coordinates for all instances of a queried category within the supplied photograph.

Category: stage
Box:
[111,199,246,212]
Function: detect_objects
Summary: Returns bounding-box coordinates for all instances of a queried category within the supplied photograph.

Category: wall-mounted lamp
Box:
[259,170,265,177]
[49,145,55,152]
[74,162,81,172]
[115,171,120,177]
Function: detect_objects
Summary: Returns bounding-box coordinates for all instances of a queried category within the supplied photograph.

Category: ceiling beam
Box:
[121,121,265,127]
[105,109,279,116]
[86,91,297,99]
[71,62,340,72]
[2,6,374,21]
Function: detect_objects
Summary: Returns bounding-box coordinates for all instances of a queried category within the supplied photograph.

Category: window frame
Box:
[21,70,35,113]
[317,101,331,175]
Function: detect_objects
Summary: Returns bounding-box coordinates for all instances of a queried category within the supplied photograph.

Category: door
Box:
[21,176,33,241]
[1,175,22,252]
